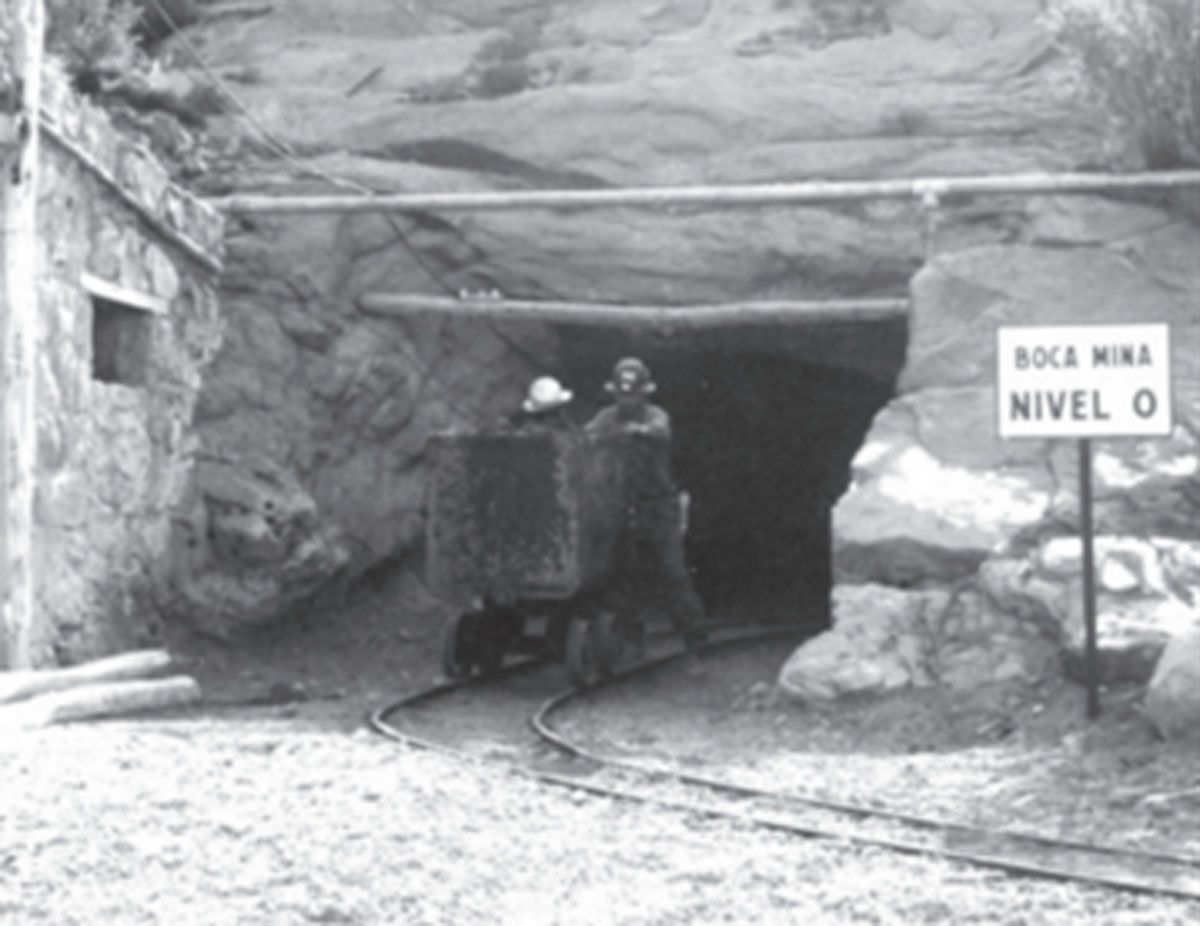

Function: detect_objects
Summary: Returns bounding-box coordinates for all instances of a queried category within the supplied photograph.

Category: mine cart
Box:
[425,429,644,683]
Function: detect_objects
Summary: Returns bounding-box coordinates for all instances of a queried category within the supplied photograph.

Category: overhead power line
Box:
[145,0,462,294]
[142,0,528,428]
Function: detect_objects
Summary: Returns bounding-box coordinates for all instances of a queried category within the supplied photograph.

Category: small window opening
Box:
[91,296,153,386]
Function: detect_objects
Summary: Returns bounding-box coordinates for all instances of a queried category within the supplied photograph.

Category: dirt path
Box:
[3,712,1197,925]
[3,576,1197,924]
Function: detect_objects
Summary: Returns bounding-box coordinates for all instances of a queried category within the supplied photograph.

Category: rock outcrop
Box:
[188,0,1103,305]
[162,0,1118,618]
[191,212,561,581]
[160,453,350,638]
[780,198,1200,702]
[1144,627,1200,742]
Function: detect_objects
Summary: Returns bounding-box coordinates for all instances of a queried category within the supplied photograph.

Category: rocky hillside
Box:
[153,0,1142,633]
[185,0,1102,299]
[780,198,1199,722]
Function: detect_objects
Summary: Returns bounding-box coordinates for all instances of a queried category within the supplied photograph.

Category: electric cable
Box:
[145,0,527,428]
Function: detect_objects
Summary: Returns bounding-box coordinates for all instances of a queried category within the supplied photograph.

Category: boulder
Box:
[812,203,1199,699]
[1048,536,1200,685]
[1144,628,1200,742]
[779,580,1059,702]
[160,454,351,637]
[779,584,945,701]
[935,588,1058,689]
[834,387,1054,585]
[977,536,1200,688]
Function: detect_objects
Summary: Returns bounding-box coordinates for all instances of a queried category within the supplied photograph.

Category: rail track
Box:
[369,624,1200,904]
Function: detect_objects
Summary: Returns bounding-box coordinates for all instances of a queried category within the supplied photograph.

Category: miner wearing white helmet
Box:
[586,357,707,659]
[508,375,576,431]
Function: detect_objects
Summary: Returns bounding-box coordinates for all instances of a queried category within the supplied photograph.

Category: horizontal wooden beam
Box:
[0,648,172,704]
[212,170,1200,215]
[0,675,201,730]
[358,293,909,327]
[40,119,224,275]
[80,272,170,315]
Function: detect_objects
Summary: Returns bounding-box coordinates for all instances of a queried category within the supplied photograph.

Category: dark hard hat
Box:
[605,357,656,395]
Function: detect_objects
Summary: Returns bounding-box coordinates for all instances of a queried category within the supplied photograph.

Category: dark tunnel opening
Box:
[554,316,907,630]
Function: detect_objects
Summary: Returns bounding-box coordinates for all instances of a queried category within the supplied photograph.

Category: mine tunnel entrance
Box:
[552,313,907,629]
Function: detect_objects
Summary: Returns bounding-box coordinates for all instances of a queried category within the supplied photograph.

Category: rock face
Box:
[166,0,1118,619]
[159,453,350,638]
[192,212,560,583]
[195,0,1096,188]
[1144,628,1200,742]
[189,0,1102,304]
[780,199,1200,702]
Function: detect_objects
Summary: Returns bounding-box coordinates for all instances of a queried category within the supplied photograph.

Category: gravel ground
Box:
[566,641,1200,861]
[2,716,1197,926]
[2,578,1197,925]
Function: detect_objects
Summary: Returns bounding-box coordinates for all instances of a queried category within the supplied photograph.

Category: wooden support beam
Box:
[39,120,224,275]
[0,648,174,704]
[358,293,910,328]
[1,0,44,669]
[212,170,1200,215]
[0,675,201,730]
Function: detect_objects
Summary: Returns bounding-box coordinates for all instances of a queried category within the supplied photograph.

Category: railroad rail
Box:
[369,626,1200,904]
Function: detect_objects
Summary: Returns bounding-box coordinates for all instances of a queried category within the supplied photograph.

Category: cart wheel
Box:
[441,612,477,680]
[565,616,601,686]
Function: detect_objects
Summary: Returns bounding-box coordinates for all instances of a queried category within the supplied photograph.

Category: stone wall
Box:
[780,196,1200,701]
[23,68,224,665]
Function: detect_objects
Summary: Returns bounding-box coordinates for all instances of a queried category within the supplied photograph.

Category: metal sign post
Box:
[1077,438,1099,719]
[997,323,1173,720]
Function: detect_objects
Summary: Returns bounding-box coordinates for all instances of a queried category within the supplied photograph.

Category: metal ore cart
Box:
[425,429,642,683]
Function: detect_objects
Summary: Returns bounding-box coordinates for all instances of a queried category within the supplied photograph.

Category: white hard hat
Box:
[523,376,573,413]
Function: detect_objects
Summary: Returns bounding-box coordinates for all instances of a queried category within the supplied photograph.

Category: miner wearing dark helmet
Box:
[586,357,707,656]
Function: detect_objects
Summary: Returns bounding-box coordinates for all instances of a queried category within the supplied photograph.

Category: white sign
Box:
[997,324,1172,438]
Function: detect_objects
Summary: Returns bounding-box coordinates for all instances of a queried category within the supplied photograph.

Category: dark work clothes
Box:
[586,404,675,501]
[586,403,672,439]
[615,494,707,651]
[586,403,706,651]
[503,407,578,432]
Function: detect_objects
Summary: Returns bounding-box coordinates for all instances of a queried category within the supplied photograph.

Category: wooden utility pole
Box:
[1,0,44,668]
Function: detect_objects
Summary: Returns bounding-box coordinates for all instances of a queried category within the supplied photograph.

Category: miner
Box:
[507,376,577,431]
[586,357,707,660]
